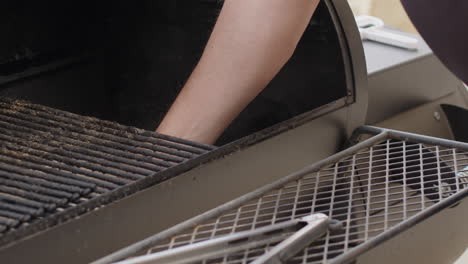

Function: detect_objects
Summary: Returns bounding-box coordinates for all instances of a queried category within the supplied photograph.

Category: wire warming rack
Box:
[96,126,468,264]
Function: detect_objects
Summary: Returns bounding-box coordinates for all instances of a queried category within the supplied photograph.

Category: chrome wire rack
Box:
[96,126,468,264]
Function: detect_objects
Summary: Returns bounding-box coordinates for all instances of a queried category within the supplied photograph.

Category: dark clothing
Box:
[401,0,468,83]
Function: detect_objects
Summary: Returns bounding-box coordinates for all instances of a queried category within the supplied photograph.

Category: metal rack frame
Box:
[95,126,468,264]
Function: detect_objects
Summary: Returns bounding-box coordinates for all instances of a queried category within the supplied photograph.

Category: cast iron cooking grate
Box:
[97,126,468,264]
[0,97,214,238]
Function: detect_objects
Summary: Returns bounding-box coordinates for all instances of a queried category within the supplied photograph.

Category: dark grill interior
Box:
[0,98,214,241]
[0,1,348,146]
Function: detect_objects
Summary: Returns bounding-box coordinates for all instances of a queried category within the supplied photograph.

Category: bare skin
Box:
[157,0,320,144]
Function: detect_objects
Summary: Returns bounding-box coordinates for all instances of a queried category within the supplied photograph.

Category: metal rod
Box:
[0,210,30,222]
[0,178,77,200]
[0,216,19,228]
[0,117,177,170]
[115,216,315,264]
[0,153,98,190]
[0,202,44,217]
[0,170,90,196]
[0,109,187,164]
[357,126,468,151]
[1,139,144,183]
[0,193,55,211]
[251,214,330,264]
[0,185,68,206]
[0,98,214,152]
[0,128,154,176]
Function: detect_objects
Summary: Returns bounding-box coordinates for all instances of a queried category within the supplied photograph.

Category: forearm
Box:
[157,0,319,144]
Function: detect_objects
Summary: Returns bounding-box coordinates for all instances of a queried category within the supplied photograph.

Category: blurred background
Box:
[348,0,416,33]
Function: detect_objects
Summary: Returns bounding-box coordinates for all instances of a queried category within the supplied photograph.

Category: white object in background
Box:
[356,15,419,51]
[348,0,372,15]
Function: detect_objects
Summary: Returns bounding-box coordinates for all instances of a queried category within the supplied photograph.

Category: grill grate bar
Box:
[0,98,213,241]
[0,217,19,228]
[0,202,44,217]
[0,169,92,196]
[0,138,142,185]
[0,112,181,167]
[0,98,212,154]
[0,178,79,201]
[0,154,98,190]
[0,210,31,222]
[0,128,154,176]
[0,100,202,160]
[0,114,177,168]
[0,152,120,191]
[0,185,67,206]
[0,119,169,172]
[0,193,55,211]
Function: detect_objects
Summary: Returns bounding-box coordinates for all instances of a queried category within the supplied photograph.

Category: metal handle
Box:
[115,214,333,264]
[251,214,330,264]
[362,28,419,50]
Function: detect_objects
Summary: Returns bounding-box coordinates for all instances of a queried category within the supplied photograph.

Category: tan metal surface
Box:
[367,55,462,125]
[357,194,468,264]
[375,86,468,139]
[360,87,468,264]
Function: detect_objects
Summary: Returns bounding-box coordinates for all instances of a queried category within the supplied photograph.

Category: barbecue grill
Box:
[0,0,368,263]
[96,126,468,264]
[1,0,467,263]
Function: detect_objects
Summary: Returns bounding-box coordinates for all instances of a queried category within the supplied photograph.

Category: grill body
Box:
[0,0,368,263]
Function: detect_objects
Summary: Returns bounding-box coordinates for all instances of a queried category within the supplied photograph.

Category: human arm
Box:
[156,0,320,144]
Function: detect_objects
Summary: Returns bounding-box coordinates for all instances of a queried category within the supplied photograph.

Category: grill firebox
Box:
[0,0,369,262]
[97,127,468,264]
[0,98,214,246]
